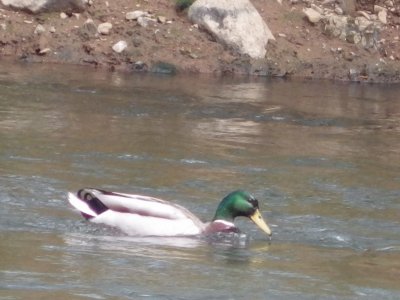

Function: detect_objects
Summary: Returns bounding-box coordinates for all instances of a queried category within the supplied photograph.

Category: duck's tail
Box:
[68,188,109,219]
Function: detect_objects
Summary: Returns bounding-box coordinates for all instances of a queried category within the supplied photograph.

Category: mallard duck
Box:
[68,189,272,237]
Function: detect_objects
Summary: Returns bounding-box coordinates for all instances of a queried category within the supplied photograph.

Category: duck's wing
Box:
[68,188,202,222]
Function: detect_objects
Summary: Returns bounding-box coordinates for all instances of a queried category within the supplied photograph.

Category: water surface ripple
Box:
[1,63,400,299]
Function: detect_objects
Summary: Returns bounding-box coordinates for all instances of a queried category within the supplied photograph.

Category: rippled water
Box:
[1,62,400,299]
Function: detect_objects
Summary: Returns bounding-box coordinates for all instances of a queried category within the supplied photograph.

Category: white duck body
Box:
[68,189,234,236]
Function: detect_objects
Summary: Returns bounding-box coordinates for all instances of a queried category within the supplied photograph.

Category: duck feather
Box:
[68,189,206,236]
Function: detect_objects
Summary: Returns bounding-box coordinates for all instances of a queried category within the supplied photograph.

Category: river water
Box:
[1,62,399,299]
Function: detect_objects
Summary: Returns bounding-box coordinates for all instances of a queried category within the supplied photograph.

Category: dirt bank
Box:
[1,0,400,83]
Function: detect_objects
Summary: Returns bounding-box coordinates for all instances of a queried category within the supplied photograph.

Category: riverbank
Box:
[1,0,400,83]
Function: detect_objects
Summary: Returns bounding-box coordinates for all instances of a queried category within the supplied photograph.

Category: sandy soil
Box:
[0,0,399,82]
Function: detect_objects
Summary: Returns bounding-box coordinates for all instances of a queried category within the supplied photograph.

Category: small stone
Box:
[355,16,373,32]
[151,61,177,74]
[1,23,6,30]
[346,31,361,44]
[357,11,371,20]
[348,68,359,81]
[98,22,112,35]
[385,0,394,7]
[311,4,324,15]
[80,19,98,40]
[39,48,51,55]
[126,10,147,20]
[157,16,167,24]
[132,61,148,71]
[334,6,343,15]
[377,10,387,24]
[112,40,127,53]
[49,26,56,33]
[137,16,156,28]
[34,24,45,35]
[85,18,95,25]
[132,37,142,47]
[303,8,322,24]
[374,5,386,13]
[278,33,287,38]
[60,12,68,19]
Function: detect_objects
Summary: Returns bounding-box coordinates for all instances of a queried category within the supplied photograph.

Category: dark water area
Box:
[1,62,400,299]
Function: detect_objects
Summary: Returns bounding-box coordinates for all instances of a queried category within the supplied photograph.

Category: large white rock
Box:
[188,0,274,59]
[1,0,85,13]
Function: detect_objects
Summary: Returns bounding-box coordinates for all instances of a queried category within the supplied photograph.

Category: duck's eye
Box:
[248,197,259,208]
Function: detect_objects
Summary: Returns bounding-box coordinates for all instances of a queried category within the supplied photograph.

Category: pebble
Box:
[157,16,167,24]
[126,10,147,20]
[39,48,51,55]
[82,18,97,36]
[112,40,127,53]
[310,4,323,14]
[377,10,387,25]
[98,22,112,35]
[34,24,45,35]
[348,68,359,80]
[303,7,322,24]
[60,12,68,19]
[137,16,156,28]
[334,6,343,15]
[357,10,371,20]
[133,61,147,71]
[374,5,386,13]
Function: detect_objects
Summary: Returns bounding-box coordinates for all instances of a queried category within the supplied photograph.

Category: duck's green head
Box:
[213,190,272,236]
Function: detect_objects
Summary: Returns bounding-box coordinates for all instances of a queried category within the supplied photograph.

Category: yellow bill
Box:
[250,209,272,237]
